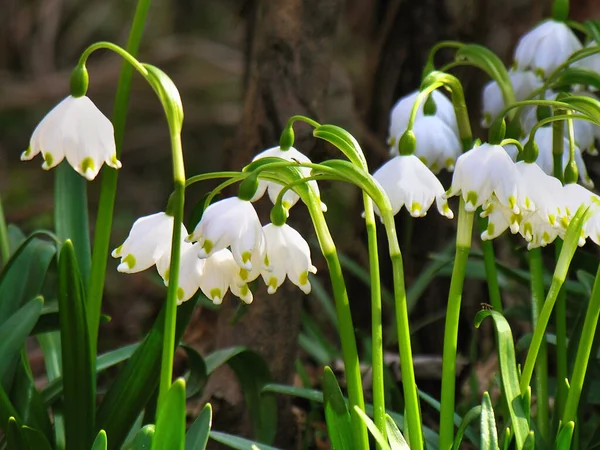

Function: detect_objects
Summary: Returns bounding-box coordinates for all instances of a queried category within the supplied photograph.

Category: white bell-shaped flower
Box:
[156,242,204,304]
[197,249,253,305]
[585,212,600,246]
[446,143,519,213]
[523,127,593,188]
[520,210,563,249]
[112,212,187,274]
[388,90,459,142]
[187,197,265,271]
[481,71,542,127]
[251,146,326,211]
[480,195,521,240]
[514,20,582,76]
[372,155,453,218]
[261,223,316,294]
[22,96,121,180]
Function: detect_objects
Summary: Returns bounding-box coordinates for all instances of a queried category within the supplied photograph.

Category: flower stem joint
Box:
[70,64,89,98]
[279,125,295,151]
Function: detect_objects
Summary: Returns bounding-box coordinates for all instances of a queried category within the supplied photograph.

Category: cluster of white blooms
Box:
[446,143,600,249]
[388,90,462,173]
[112,146,318,305]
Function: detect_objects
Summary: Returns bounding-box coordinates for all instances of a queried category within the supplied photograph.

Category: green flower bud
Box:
[564,159,579,184]
[522,139,539,164]
[552,0,569,21]
[238,172,260,201]
[536,105,552,122]
[398,130,417,156]
[423,94,437,116]
[70,64,89,98]
[270,202,289,226]
[279,125,295,151]
[488,118,506,144]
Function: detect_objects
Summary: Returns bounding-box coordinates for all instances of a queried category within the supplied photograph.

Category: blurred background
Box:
[1,0,599,448]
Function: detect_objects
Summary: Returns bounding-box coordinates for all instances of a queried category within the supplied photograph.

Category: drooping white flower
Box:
[481,71,542,127]
[251,146,326,211]
[520,211,563,249]
[22,96,121,180]
[261,223,317,294]
[187,197,265,271]
[522,127,593,188]
[372,155,453,218]
[112,212,187,274]
[446,143,519,213]
[197,249,253,305]
[388,89,459,142]
[573,41,600,74]
[156,241,204,304]
[480,195,521,240]
[514,20,582,76]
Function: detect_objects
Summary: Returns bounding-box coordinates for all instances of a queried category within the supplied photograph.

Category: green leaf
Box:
[312,124,366,167]
[452,406,481,450]
[322,366,353,450]
[22,426,52,450]
[204,347,277,443]
[480,392,499,450]
[6,417,27,450]
[154,378,186,450]
[556,422,574,450]
[560,95,600,126]
[550,68,600,91]
[181,345,208,398]
[96,298,197,450]
[125,424,155,450]
[91,430,108,450]
[522,431,535,450]
[353,406,391,450]
[475,311,530,449]
[186,403,212,450]
[385,414,410,450]
[0,297,43,381]
[209,431,280,450]
[57,241,95,449]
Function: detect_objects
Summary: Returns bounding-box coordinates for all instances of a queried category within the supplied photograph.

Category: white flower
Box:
[388,90,459,142]
[22,96,121,180]
[187,197,265,271]
[372,155,453,218]
[480,195,521,240]
[112,212,187,274]
[514,20,582,76]
[198,249,253,305]
[446,143,519,213]
[481,71,542,127]
[523,127,593,188]
[157,242,204,304]
[574,41,600,74]
[261,223,316,294]
[251,146,326,211]
[520,211,562,249]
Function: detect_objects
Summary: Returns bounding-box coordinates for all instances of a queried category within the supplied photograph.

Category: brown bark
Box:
[203,0,342,447]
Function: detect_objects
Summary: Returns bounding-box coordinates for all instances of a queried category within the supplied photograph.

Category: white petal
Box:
[198,249,240,304]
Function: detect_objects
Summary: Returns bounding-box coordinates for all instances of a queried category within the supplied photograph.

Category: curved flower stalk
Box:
[372,154,453,218]
[514,19,582,76]
[251,146,327,211]
[23,96,121,180]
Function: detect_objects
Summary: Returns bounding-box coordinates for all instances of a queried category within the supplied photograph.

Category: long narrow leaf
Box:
[6,417,27,450]
[91,430,108,450]
[125,424,155,450]
[385,414,410,450]
[452,405,481,450]
[209,431,280,450]
[22,426,52,450]
[322,366,353,450]
[57,241,94,449]
[354,406,391,450]
[480,392,499,450]
[154,379,186,450]
[186,404,212,450]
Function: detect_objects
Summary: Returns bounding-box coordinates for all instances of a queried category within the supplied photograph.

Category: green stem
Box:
[552,115,569,417]
[86,0,151,358]
[158,131,186,410]
[477,217,503,313]
[439,198,474,450]
[562,264,600,425]
[381,212,424,449]
[0,195,10,266]
[306,198,369,449]
[364,193,386,447]
[529,248,549,442]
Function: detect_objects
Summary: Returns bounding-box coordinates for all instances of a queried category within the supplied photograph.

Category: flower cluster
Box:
[112,147,318,305]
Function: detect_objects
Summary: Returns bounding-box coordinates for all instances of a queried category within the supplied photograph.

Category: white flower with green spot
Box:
[480,195,521,240]
[197,249,253,305]
[187,197,265,271]
[251,146,326,211]
[157,241,204,304]
[112,212,187,274]
[22,96,121,180]
[514,19,582,77]
[446,143,520,213]
[261,223,316,294]
[372,155,453,218]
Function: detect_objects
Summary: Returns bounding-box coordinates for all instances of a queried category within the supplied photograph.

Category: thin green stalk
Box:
[363,193,386,446]
[0,195,10,266]
[477,216,503,312]
[381,212,423,450]
[552,115,568,416]
[438,198,474,450]
[158,132,185,410]
[87,0,152,357]
[563,264,600,425]
[306,199,369,449]
[529,248,549,441]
